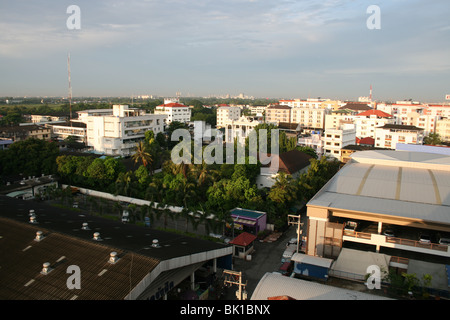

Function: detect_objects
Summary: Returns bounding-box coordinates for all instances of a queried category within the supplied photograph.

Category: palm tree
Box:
[132,141,153,168]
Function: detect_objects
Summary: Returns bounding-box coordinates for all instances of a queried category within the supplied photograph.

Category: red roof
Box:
[230,232,257,246]
[356,137,375,146]
[356,109,392,118]
[158,103,187,108]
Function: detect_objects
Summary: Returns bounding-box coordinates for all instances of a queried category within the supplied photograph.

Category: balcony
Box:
[343,230,450,257]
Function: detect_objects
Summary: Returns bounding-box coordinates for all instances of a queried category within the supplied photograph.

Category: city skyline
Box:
[1,1,449,102]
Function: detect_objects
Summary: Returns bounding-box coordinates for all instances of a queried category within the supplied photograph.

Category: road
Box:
[221,226,298,300]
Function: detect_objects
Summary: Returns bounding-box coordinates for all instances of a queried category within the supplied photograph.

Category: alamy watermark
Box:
[66,5,81,30]
[367,5,381,30]
[366,265,381,289]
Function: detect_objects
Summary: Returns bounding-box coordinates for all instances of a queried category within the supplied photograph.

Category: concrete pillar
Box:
[190,272,195,291]
[213,258,217,273]
[378,221,383,234]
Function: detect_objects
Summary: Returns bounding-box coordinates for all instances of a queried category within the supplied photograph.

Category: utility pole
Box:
[223,270,247,300]
[288,214,303,253]
[68,53,72,123]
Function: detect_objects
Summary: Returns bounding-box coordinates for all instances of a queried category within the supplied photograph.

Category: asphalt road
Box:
[221,226,298,300]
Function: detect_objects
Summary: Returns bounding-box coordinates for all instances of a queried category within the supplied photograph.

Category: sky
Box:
[0,0,449,102]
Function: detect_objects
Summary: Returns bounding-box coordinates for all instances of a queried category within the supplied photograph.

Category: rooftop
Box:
[308,150,450,230]
[0,195,232,299]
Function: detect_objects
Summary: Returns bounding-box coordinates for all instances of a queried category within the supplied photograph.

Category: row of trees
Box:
[56,121,340,232]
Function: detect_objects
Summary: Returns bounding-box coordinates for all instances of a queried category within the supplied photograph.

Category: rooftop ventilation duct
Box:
[108,252,119,264]
[41,262,52,275]
[93,232,102,241]
[81,222,90,230]
[34,231,44,242]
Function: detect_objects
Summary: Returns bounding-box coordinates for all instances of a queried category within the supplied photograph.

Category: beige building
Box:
[306,150,450,260]
[216,106,241,128]
[436,118,450,142]
[0,125,51,142]
[265,105,291,125]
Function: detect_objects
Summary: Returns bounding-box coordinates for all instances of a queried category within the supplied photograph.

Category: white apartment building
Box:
[155,100,191,125]
[249,105,267,116]
[374,124,424,149]
[322,124,356,160]
[324,113,356,130]
[298,132,324,157]
[216,106,241,128]
[224,116,262,145]
[353,109,394,139]
[79,105,166,157]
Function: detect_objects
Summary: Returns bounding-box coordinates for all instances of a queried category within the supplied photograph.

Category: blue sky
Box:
[0,0,449,102]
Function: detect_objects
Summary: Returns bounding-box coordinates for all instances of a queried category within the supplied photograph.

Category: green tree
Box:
[132,141,153,168]
[423,132,442,145]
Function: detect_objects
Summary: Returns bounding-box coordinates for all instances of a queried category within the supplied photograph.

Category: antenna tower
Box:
[68,53,73,123]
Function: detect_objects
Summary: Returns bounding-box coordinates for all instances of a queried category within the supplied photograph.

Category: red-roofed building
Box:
[354,108,395,140]
[230,232,257,259]
[155,101,191,124]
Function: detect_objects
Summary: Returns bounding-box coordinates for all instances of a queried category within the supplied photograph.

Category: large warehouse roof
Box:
[308,150,450,227]
[0,195,232,300]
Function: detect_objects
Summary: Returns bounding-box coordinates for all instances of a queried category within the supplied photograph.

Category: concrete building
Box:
[298,132,324,157]
[305,150,450,260]
[374,124,424,149]
[265,105,291,125]
[436,118,450,142]
[0,124,52,142]
[50,121,87,143]
[155,101,191,125]
[223,116,261,145]
[291,107,328,131]
[353,109,394,139]
[216,105,241,128]
[322,124,356,160]
[78,105,166,157]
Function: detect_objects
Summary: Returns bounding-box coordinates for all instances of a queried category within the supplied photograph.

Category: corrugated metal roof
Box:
[251,272,392,300]
[309,151,450,225]
[0,218,160,300]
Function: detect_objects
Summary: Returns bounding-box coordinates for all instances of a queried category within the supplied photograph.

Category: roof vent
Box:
[41,262,52,275]
[29,216,38,224]
[108,252,119,264]
[81,222,90,230]
[151,239,161,248]
[93,232,102,241]
[35,231,44,242]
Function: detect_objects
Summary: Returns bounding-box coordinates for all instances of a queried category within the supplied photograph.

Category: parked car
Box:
[439,237,450,246]
[121,210,130,223]
[286,238,297,247]
[344,221,358,232]
[419,233,431,244]
[383,229,396,237]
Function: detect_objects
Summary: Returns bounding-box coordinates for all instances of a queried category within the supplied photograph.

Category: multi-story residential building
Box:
[322,124,356,160]
[298,132,324,157]
[216,105,241,128]
[249,105,267,116]
[30,115,68,124]
[436,118,450,142]
[78,105,166,157]
[324,111,356,130]
[0,124,52,142]
[155,100,191,125]
[265,105,291,125]
[353,109,394,139]
[374,124,424,149]
[279,98,343,110]
[224,116,262,145]
[291,107,328,132]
